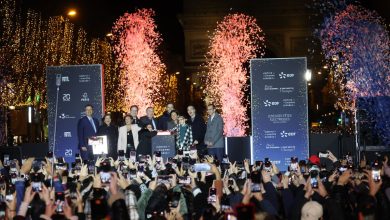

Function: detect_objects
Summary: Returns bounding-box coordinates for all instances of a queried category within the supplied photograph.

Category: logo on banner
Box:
[81,92,90,102]
[263,100,280,107]
[65,149,73,157]
[64,132,72,137]
[59,113,76,119]
[280,130,296,138]
[61,76,70,82]
[62,94,70,101]
[279,72,294,79]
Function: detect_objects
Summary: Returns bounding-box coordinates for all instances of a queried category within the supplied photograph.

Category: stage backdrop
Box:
[47,65,104,162]
[250,58,309,170]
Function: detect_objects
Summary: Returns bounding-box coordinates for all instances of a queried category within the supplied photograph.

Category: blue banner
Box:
[46,65,104,162]
[250,58,309,171]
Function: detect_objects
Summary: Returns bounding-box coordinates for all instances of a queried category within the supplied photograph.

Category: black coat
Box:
[137,128,157,156]
[188,114,206,149]
[157,111,170,131]
[97,123,118,158]
[130,116,142,126]
[139,116,158,130]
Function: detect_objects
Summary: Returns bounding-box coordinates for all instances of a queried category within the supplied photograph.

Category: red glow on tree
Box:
[205,13,265,136]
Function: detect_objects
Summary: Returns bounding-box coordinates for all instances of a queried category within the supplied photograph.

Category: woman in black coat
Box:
[137,123,157,157]
[97,114,118,158]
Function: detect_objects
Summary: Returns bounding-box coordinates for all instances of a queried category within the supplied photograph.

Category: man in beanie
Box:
[301,201,323,220]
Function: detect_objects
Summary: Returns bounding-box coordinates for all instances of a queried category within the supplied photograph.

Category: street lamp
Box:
[67,9,77,17]
[305,69,312,81]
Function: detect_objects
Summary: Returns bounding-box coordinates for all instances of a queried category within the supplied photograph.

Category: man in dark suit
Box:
[204,104,225,160]
[77,104,100,160]
[140,107,158,130]
[187,105,207,154]
[157,103,174,130]
[129,105,142,126]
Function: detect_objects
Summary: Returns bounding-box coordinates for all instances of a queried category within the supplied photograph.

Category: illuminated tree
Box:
[112,9,166,113]
[205,13,265,136]
[0,0,121,110]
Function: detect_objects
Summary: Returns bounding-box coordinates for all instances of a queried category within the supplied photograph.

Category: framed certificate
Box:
[88,136,108,155]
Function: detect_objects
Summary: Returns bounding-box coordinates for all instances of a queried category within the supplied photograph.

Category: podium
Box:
[151,133,176,160]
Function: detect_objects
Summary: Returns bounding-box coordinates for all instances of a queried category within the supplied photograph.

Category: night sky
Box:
[21,0,184,54]
[20,0,388,56]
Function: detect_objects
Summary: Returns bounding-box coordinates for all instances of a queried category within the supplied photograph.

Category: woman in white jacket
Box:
[117,115,141,156]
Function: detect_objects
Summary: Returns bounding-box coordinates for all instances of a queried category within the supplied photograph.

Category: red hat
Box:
[309,155,321,166]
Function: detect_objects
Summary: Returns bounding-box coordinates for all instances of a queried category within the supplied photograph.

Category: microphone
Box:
[56,74,62,87]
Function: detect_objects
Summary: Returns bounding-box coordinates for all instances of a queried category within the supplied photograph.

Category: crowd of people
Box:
[78,103,225,161]
[0,104,387,219]
[0,148,389,219]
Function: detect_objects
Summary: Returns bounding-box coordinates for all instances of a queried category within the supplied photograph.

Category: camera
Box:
[264,158,272,172]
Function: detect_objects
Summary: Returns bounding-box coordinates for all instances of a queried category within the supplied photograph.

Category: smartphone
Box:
[129,169,137,179]
[100,172,111,184]
[208,187,217,203]
[222,155,229,164]
[3,155,9,166]
[290,162,298,172]
[178,176,191,185]
[251,183,261,192]
[117,150,125,161]
[250,171,262,192]
[88,164,95,175]
[193,163,211,172]
[157,175,172,185]
[47,151,54,163]
[170,192,181,208]
[255,161,262,166]
[5,183,15,202]
[137,165,144,173]
[318,151,328,158]
[32,181,42,192]
[372,169,381,182]
[264,158,272,172]
[155,151,162,163]
[310,170,319,189]
[129,151,136,162]
[55,192,65,213]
